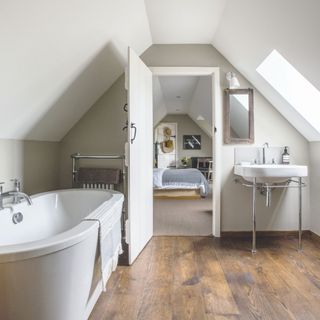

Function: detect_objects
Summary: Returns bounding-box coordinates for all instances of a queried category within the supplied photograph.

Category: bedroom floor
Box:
[153,184,213,236]
[90,235,320,320]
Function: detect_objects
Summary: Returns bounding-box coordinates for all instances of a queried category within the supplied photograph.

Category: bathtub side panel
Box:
[0,226,98,320]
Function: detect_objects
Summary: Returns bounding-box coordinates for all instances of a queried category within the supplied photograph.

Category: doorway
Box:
[152,75,214,235]
[126,48,221,264]
[150,67,222,238]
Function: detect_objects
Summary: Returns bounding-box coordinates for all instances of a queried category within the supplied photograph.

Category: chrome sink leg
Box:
[298,177,302,251]
[252,177,257,254]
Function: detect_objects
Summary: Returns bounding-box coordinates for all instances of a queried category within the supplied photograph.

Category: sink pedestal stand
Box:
[237,177,306,253]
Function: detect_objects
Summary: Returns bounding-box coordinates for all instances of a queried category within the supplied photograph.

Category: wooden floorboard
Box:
[89,236,320,320]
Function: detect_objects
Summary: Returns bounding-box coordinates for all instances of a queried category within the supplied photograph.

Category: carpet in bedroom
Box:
[153,194,212,236]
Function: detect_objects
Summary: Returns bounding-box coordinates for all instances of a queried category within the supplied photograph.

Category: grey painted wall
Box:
[58,44,310,232]
[143,44,310,232]
[0,139,59,194]
[159,114,212,165]
[59,75,127,189]
[309,142,320,235]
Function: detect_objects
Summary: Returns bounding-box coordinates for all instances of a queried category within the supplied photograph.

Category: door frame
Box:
[150,67,222,237]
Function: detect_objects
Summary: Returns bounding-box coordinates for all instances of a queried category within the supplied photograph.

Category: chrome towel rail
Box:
[71,153,127,234]
[71,153,125,184]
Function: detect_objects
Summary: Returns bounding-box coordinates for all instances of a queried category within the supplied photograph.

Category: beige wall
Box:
[142,44,310,232]
[309,142,320,235]
[59,75,127,189]
[59,44,310,232]
[159,114,212,165]
[0,139,59,195]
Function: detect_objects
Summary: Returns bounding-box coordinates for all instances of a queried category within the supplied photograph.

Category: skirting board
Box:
[221,230,312,239]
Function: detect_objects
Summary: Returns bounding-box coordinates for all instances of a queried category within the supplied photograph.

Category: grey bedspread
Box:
[162,168,209,196]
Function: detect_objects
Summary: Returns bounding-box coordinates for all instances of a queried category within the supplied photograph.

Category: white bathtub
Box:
[0,189,124,320]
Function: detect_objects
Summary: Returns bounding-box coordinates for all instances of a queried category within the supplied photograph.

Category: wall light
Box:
[226,71,240,89]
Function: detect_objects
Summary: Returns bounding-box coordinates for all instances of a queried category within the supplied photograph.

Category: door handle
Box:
[130,123,137,144]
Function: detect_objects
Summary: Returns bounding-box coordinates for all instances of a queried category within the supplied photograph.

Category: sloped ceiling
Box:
[145,0,227,44]
[212,0,320,141]
[157,76,199,114]
[0,0,152,141]
[1,0,319,141]
[153,75,212,137]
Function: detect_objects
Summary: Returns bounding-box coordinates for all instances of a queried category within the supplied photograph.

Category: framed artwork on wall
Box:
[183,135,201,150]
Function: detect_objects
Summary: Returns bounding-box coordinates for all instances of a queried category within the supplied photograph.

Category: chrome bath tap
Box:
[0,181,32,210]
[11,178,21,204]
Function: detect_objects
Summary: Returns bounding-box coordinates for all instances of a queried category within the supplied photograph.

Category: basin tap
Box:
[262,142,269,164]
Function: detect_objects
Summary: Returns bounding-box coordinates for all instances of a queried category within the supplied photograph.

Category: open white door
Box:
[127,48,153,264]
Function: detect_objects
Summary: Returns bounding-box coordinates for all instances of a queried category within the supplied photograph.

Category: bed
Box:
[153,168,209,198]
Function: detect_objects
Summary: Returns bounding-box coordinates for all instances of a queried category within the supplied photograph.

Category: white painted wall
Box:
[309,142,320,236]
[0,139,60,194]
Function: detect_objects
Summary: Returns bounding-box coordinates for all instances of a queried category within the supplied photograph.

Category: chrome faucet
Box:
[262,142,269,164]
[0,181,32,210]
[11,178,21,204]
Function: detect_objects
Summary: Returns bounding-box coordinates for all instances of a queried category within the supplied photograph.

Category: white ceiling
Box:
[212,0,320,141]
[0,0,152,141]
[1,0,320,141]
[145,0,227,44]
[157,76,199,114]
[153,76,213,136]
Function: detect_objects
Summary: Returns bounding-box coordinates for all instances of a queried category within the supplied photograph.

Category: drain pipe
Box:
[265,185,272,207]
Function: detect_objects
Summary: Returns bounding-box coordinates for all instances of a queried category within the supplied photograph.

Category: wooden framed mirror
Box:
[224,88,254,144]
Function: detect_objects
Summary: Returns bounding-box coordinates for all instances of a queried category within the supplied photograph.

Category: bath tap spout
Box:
[0,191,33,207]
[9,192,33,205]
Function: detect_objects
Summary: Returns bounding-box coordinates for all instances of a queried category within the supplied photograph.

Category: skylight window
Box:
[256,49,320,132]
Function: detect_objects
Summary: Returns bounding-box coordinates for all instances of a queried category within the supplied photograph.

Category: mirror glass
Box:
[224,89,254,144]
[230,94,249,139]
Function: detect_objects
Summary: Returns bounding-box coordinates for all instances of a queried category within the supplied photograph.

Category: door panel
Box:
[127,48,153,264]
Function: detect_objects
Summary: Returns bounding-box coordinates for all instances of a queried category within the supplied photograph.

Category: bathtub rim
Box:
[0,189,124,264]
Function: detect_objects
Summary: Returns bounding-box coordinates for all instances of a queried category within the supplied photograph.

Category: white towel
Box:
[83,193,124,291]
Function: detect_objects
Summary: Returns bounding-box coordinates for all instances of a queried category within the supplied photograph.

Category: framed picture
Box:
[183,135,201,150]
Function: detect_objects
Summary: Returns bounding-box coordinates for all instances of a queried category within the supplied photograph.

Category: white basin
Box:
[234,164,308,183]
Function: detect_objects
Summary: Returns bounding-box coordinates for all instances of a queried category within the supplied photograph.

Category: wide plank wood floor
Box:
[89,236,320,320]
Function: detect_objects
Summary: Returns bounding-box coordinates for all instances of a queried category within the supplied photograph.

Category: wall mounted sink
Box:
[234,164,308,183]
